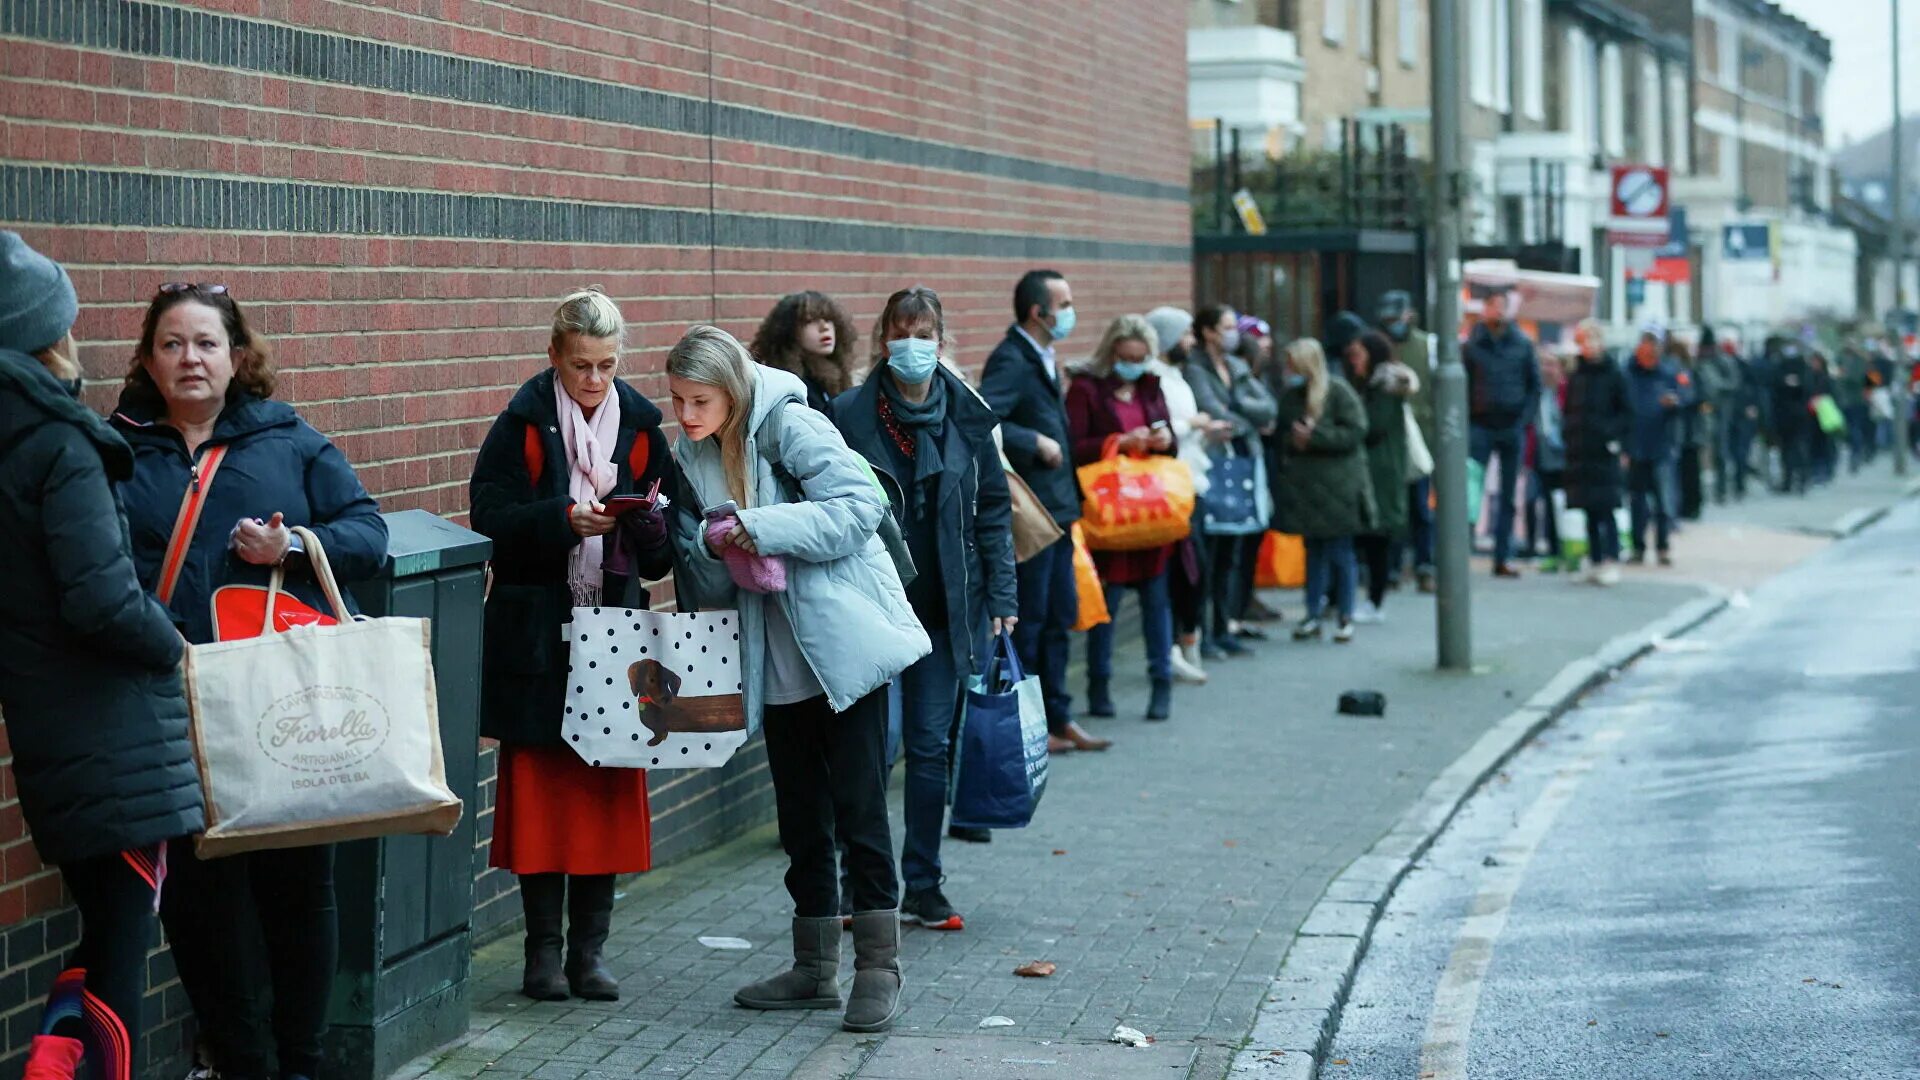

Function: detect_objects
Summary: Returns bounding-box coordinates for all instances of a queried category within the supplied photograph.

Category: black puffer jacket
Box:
[470,370,677,746]
[1562,356,1631,510]
[0,351,204,863]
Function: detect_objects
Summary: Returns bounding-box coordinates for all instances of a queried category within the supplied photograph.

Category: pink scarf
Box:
[556,379,621,604]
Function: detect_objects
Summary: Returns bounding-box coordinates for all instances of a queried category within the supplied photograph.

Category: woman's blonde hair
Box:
[38,334,79,382]
[1089,314,1160,378]
[1284,338,1330,420]
[666,325,757,507]
[551,285,626,351]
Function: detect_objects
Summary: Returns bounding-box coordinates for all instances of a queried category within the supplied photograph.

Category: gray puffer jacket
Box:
[672,365,931,731]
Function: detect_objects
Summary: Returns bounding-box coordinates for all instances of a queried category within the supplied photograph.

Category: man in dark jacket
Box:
[1770,342,1813,495]
[1624,331,1690,564]
[1378,290,1436,591]
[978,269,1106,754]
[1462,291,1540,576]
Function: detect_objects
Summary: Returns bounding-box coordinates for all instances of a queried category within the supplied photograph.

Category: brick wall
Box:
[0,1,1191,1076]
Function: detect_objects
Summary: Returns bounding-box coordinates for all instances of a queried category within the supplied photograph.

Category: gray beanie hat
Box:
[0,231,78,356]
[1144,306,1193,360]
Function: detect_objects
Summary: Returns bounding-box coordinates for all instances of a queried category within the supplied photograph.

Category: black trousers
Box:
[763,687,898,918]
[49,845,164,1080]
[1354,534,1394,608]
[1203,532,1254,638]
[161,843,338,1080]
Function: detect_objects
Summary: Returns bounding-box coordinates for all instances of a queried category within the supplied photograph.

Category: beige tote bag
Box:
[183,527,462,856]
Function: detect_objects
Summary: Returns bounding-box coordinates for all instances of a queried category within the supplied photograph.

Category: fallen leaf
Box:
[1587,1019,1598,1027]
[1655,1032,1670,1038]
[1014,961,1057,978]
[1222,839,1239,848]
[1052,849,1069,856]
[1803,978,1817,983]
[1331,1060,1350,1066]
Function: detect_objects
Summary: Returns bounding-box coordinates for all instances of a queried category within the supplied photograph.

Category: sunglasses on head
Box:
[157,282,229,296]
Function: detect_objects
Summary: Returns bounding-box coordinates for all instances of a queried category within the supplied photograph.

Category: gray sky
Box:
[1773,0,1906,148]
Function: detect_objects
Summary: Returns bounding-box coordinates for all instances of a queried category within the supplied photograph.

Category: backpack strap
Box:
[523,422,545,487]
[156,445,228,607]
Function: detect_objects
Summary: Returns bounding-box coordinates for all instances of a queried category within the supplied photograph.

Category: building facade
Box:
[0,2,1193,1074]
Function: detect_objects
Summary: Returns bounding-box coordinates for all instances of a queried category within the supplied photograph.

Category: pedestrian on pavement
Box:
[1069,314,1179,721]
[469,287,678,1003]
[666,325,928,1034]
[0,233,205,1080]
[1623,327,1688,566]
[1563,320,1630,585]
[1835,340,1873,472]
[1144,306,1221,685]
[1521,350,1569,570]
[1272,339,1374,643]
[749,290,860,415]
[1378,290,1436,593]
[1184,305,1279,658]
[1697,327,1755,504]
[833,286,1017,933]
[979,270,1109,753]
[1770,341,1813,495]
[1344,330,1414,621]
[114,282,388,1080]
[1462,290,1541,578]
[1232,315,1285,628]
[1668,336,1707,520]
[1807,351,1840,485]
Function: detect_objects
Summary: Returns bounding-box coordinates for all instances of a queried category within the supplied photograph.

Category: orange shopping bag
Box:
[1254,531,1306,589]
[1069,523,1110,632]
[1076,438,1194,552]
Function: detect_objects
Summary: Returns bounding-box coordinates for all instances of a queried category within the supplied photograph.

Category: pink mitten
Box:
[705,514,788,594]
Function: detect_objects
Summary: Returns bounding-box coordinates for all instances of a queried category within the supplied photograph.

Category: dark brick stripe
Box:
[0,165,1191,263]
[0,0,1188,204]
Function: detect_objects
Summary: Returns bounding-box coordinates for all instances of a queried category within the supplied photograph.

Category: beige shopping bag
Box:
[183,527,462,856]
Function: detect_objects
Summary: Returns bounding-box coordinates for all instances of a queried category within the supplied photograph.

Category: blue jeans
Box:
[1304,537,1357,622]
[1628,459,1672,554]
[899,628,967,893]
[1013,531,1077,736]
[1086,571,1174,684]
[1470,424,1524,566]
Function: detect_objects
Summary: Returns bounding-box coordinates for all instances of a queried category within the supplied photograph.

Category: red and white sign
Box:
[1607,165,1671,249]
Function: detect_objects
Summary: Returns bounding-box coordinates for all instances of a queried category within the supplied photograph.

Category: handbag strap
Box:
[156,445,229,606]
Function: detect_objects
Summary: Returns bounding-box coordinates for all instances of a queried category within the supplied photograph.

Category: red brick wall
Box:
[0,1,1189,1074]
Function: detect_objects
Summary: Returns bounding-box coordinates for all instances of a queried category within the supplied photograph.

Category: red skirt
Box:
[489,745,652,876]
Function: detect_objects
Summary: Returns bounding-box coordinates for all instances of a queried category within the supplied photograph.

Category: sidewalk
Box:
[397,464,1915,1080]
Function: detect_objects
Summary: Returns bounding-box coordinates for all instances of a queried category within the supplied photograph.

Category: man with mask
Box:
[1624,324,1689,564]
[1769,341,1813,495]
[1378,290,1435,592]
[980,269,1111,756]
[1462,290,1540,577]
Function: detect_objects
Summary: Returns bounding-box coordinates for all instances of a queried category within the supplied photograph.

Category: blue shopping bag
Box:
[949,634,1049,830]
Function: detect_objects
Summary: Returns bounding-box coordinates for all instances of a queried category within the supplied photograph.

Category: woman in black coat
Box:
[113,283,387,1080]
[469,288,676,1002]
[0,234,204,1080]
[1562,320,1631,586]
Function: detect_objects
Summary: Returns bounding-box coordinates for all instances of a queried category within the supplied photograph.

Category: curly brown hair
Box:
[124,284,275,407]
[748,290,858,396]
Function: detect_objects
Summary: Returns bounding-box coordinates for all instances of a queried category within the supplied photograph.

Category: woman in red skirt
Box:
[469,287,678,1001]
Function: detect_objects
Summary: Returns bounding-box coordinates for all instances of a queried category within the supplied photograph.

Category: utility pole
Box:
[1894,0,1912,475]
[1430,0,1472,669]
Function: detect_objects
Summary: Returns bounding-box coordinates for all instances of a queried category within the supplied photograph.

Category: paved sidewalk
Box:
[398,465,1914,1080]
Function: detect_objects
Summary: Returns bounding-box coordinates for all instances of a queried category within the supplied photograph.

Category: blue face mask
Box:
[886,337,941,383]
[1112,360,1149,383]
[1284,373,1308,389]
[1049,305,1076,343]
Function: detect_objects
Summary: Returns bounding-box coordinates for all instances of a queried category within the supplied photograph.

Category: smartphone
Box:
[703,499,741,522]
[1150,420,1171,432]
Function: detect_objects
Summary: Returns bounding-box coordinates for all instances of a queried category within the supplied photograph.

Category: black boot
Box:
[519,873,568,1001]
[1086,676,1115,718]
[565,874,620,1001]
[1146,678,1172,721]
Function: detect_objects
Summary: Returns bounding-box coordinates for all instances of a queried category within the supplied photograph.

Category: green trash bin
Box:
[330,510,491,1079]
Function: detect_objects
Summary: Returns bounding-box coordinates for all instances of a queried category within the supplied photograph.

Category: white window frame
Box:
[1398,0,1419,68]
[1640,53,1664,165]
[1471,0,1495,106]
[1324,0,1348,45]
[1493,0,1513,114]
[1358,0,1376,60]
[1667,66,1690,173]
[1600,42,1626,157]
[1520,0,1545,121]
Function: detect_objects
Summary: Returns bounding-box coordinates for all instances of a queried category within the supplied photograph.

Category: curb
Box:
[1227,592,1730,1079]
[1828,477,1920,538]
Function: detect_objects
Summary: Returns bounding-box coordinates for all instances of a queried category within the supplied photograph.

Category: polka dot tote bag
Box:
[562,606,747,769]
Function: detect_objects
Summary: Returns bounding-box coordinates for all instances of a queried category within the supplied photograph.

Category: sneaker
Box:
[1597,565,1621,587]
[1657,551,1673,567]
[901,885,964,931]
[1241,595,1282,622]
[1332,620,1355,643]
[1169,646,1208,684]
[1627,549,1646,565]
[1350,601,1384,625]
[1584,565,1602,585]
[1416,569,1437,593]
[1291,618,1323,641]
[1231,621,1271,641]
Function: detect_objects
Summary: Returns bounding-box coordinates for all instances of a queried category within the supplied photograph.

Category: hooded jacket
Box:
[0,351,204,862]
[672,365,930,731]
[1464,321,1542,430]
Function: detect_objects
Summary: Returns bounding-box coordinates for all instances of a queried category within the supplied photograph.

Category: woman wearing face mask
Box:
[1342,331,1417,623]
[0,233,206,1080]
[1143,306,1223,685]
[1183,306,1279,659]
[667,325,929,1033]
[1068,315,1179,720]
[113,282,387,1080]
[469,287,678,1002]
[749,291,860,415]
[1271,339,1374,643]
[832,287,1017,932]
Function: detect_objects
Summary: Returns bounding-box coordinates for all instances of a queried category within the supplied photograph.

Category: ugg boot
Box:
[734,916,843,1010]
[1085,676,1115,718]
[23,1035,85,1080]
[1146,678,1172,721]
[564,874,620,1001]
[518,874,569,1001]
[842,910,904,1033]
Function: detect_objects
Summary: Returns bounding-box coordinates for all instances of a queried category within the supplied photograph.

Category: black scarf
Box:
[877,374,947,519]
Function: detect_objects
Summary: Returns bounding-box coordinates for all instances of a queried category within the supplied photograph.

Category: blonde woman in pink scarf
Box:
[470,287,678,1003]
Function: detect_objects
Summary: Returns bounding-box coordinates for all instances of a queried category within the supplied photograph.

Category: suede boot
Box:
[842,910,903,1033]
[1086,676,1115,718]
[23,1035,85,1080]
[734,916,843,1010]
[564,874,619,1001]
[1146,678,1172,721]
[518,873,568,1001]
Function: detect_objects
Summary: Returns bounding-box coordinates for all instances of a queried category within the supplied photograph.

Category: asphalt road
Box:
[1327,499,1920,1080]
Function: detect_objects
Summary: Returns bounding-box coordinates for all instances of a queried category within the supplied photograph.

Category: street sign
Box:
[1231,188,1267,236]
[1722,222,1771,261]
[1608,165,1671,249]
